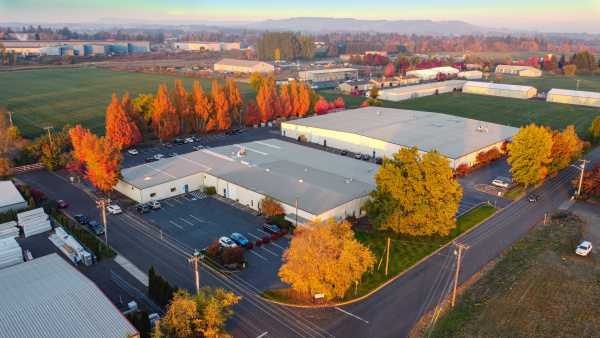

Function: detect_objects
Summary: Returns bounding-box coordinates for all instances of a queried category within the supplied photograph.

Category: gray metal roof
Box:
[282,107,520,159]
[301,68,357,74]
[548,88,600,99]
[0,253,138,338]
[214,59,269,68]
[0,181,26,208]
[464,81,535,92]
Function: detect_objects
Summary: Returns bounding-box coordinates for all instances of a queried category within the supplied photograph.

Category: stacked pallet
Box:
[0,237,23,269]
[17,208,52,238]
[0,221,19,240]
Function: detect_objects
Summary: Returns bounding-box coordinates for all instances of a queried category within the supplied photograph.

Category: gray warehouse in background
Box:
[0,181,28,214]
[281,107,519,169]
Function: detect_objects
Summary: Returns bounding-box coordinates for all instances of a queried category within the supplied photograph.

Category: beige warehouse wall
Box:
[114,180,142,203]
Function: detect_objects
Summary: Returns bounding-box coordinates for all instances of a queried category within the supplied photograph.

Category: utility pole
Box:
[96,199,111,253]
[188,250,203,294]
[577,160,589,196]
[385,237,390,276]
[577,80,580,91]
[295,196,298,227]
[7,111,12,127]
[43,126,54,148]
[452,242,470,307]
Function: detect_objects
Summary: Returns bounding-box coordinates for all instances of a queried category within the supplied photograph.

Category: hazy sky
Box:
[1,0,599,33]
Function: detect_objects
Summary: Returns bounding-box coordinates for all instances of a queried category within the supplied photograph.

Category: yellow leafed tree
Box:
[507,124,554,188]
[279,218,376,300]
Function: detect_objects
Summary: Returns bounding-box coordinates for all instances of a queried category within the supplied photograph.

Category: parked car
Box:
[148,201,161,210]
[219,236,238,248]
[191,135,202,142]
[173,138,184,145]
[145,157,158,163]
[168,153,179,158]
[153,154,165,160]
[162,143,173,149]
[225,129,234,135]
[193,145,205,151]
[106,205,122,214]
[527,194,540,202]
[74,214,89,224]
[492,179,509,188]
[233,129,242,135]
[127,149,138,155]
[354,152,362,159]
[263,223,281,234]
[230,233,249,246]
[362,154,371,161]
[136,204,150,213]
[88,221,105,235]
[205,146,211,149]
[375,157,383,164]
[57,200,67,208]
[576,241,593,256]
[184,137,194,143]
[340,149,348,156]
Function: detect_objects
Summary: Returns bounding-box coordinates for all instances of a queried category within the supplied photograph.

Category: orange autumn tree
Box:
[212,80,231,131]
[192,81,212,133]
[152,84,179,141]
[242,99,260,126]
[227,78,243,127]
[172,80,191,134]
[296,83,311,116]
[257,81,282,122]
[105,94,142,149]
[279,218,376,300]
[122,92,148,136]
[258,195,284,217]
[69,125,122,194]
[279,83,293,118]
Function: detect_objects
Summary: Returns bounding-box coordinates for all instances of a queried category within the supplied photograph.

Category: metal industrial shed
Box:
[0,253,139,338]
[462,81,537,99]
[495,65,542,77]
[213,59,274,73]
[0,181,28,214]
[375,80,466,101]
[115,140,377,223]
[546,88,600,107]
[281,107,519,169]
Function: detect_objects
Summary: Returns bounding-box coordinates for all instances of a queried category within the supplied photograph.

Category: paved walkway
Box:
[114,255,149,286]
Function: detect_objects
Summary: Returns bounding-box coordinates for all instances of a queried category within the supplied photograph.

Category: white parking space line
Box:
[171,198,184,204]
[247,233,262,240]
[335,307,369,324]
[260,246,279,256]
[162,200,175,207]
[190,215,204,222]
[180,218,194,225]
[270,242,287,250]
[258,229,271,236]
[169,221,182,229]
[248,250,268,261]
[180,196,192,202]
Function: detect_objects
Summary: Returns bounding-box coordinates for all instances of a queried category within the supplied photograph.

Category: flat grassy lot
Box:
[0,68,256,138]
[320,91,600,137]
[426,211,600,337]
[262,205,497,304]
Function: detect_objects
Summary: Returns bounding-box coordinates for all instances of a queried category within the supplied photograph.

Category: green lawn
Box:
[0,68,256,138]
[263,205,497,304]
[320,90,600,137]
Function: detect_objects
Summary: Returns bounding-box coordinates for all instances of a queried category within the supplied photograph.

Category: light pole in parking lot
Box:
[189,250,204,294]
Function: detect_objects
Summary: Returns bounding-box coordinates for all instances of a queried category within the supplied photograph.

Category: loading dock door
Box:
[228,184,237,200]
[310,133,320,144]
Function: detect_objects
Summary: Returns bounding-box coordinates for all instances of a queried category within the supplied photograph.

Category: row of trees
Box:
[256,32,315,60]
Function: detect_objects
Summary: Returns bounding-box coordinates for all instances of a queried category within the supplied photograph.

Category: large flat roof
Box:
[121,140,377,215]
[301,68,357,74]
[464,81,535,92]
[214,59,268,68]
[282,107,520,160]
[380,80,466,94]
[548,88,600,99]
[0,181,26,208]
[0,254,138,338]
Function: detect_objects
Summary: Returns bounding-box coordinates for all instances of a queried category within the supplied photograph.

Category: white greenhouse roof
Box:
[0,254,138,338]
[0,181,26,208]
[548,88,600,99]
[464,81,535,92]
[430,66,460,73]
[282,107,520,160]
[302,68,357,74]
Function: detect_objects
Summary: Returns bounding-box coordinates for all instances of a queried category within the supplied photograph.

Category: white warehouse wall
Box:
[138,173,204,203]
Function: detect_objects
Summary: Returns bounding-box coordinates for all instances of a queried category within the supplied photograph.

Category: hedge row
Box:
[148,266,178,308]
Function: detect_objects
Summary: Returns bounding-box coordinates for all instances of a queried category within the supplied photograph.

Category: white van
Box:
[492,179,509,188]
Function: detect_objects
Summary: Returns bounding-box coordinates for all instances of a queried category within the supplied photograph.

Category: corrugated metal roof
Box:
[0,181,27,208]
[380,80,466,94]
[464,81,535,92]
[430,66,460,73]
[214,59,269,68]
[282,107,519,159]
[496,65,536,70]
[548,88,600,99]
[300,68,357,74]
[0,254,138,338]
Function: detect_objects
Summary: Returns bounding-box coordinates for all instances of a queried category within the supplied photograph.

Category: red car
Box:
[58,200,67,208]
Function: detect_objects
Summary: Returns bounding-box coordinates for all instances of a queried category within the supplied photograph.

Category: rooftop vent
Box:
[434,123,442,127]
[299,179,303,183]
[240,160,249,165]
[265,169,270,172]
[144,176,152,180]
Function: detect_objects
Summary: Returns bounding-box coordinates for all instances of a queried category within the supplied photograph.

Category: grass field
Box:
[320,90,600,137]
[0,68,256,138]
[262,205,497,304]
[425,211,600,337]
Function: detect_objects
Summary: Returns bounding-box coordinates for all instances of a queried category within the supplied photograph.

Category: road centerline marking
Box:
[335,307,369,323]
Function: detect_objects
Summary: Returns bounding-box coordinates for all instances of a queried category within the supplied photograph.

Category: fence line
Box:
[111,270,165,315]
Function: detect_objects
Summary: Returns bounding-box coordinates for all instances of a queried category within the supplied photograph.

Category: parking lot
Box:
[135,192,291,291]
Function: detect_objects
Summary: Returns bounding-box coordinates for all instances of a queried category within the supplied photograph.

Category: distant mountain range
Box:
[4,17,599,38]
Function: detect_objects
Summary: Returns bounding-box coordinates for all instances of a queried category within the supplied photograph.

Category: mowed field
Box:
[0,68,256,138]
[320,91,600,137]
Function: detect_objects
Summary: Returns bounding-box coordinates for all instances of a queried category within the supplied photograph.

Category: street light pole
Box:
[96,199,111,253]
[188,250,203,294]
